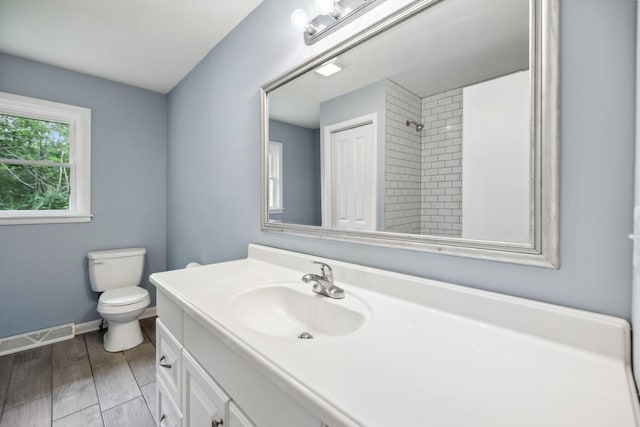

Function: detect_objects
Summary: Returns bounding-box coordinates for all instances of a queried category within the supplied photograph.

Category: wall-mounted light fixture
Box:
[290,0,387,45]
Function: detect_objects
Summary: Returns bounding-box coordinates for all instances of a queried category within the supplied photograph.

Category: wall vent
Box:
[0,323,75,356]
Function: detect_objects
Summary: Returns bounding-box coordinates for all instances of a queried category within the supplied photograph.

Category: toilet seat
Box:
[99,286,149,307]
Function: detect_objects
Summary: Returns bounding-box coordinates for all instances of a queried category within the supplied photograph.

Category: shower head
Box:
[406,120,424,132]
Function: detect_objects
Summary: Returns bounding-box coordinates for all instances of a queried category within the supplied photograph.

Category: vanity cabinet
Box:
[156,319,183,427]
[156,321,182,403]
[228,402,256,427]
[156,289,321,427]
[157,378,182,427]
[150,245,640,427]
[182,351,229,427]
[156,317,257,427]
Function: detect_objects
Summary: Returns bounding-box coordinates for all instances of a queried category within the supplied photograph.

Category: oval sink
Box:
[230,283,369,339]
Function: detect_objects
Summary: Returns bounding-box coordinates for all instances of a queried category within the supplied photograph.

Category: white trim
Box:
[75,306,157,335]
[0,92,92,225]
[322,113,378,228]
[74,319,103,335]
[0,214,93,225]
[267,141,284,212]
[0,158,73,168]
[142,305,157,319]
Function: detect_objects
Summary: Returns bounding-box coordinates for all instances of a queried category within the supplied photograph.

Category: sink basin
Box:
[230,283,369,339]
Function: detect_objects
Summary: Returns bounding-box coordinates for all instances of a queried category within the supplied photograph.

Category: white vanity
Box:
[150,244,640,427]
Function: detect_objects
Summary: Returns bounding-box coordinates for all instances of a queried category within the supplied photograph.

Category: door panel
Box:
[182,351,229,427]
[329,123,375,230]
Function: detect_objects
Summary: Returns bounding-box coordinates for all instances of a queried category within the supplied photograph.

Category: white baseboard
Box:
[75,306,157,335]
[0,307,157,356]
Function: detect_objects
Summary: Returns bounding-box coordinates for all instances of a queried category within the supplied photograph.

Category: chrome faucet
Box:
[301,261,345,299]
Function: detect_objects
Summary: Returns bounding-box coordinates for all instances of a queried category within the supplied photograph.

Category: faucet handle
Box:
[312,261,333,280]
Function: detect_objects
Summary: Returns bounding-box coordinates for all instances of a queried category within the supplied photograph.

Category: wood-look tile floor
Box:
[0,317,157,427]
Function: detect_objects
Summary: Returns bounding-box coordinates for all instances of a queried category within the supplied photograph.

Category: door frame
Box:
[321,113,378,228]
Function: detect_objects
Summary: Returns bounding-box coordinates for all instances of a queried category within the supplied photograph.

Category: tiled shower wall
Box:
[384,80,422,234]
[383,81,463,237]
[420,89,463,237]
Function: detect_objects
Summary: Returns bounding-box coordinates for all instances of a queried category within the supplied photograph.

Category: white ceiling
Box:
[0,0,264,93]
[270,0,529,128]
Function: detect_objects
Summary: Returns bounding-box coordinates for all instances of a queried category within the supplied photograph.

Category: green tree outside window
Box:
[0,114,71,210]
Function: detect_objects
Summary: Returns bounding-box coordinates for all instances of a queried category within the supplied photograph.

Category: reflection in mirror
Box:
[267,122,322,226]
[263,0,559,267]
[268,0,531,244]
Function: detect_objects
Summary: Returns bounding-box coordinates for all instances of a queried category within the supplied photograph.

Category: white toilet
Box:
[87,248,150,352]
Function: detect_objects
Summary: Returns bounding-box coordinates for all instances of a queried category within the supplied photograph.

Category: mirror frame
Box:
[261,0,559,268]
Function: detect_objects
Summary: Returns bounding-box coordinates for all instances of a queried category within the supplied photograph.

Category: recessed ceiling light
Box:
[315,61,342,77]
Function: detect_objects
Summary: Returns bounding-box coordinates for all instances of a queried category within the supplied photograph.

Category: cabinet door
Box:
[182,350,229,427]
[228,402,256,427]
[157,320,183,405]
[157,379,183,427]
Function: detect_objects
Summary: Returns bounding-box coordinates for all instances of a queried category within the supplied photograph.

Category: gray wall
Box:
[319,80,387,229]
[269,119,321,226]
[0,54,167,338]
[167,0,635,320]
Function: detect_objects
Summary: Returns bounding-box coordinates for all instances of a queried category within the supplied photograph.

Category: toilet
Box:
[87,248,150,352]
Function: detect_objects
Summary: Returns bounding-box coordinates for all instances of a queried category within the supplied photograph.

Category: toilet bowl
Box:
[87,248,149,352]
[98,286,150,352]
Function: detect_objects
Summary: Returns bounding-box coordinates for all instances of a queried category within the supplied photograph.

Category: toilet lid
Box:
[99,286,149,307]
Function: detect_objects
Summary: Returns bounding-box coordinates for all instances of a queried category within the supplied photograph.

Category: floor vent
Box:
[0,323,75,356]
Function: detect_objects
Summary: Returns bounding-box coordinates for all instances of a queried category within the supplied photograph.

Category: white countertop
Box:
[150,245,640,427]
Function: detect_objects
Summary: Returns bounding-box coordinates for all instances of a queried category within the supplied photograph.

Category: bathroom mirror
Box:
[261,0,559,267]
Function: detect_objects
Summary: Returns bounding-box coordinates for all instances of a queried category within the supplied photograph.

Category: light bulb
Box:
[290,9,310,32]
[314,0,336,15]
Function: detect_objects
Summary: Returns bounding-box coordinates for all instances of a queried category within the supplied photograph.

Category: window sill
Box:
[269,209,285,214]
[0,213,93,225]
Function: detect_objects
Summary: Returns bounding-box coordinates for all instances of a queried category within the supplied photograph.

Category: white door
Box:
[182,351,229,427]
[329,123,376,230]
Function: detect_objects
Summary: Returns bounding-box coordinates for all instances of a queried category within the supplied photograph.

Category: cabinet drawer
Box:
[228,402,256,427]
[157,290,183,342]
[182,350,229,427]
[157,320,183,404]
[157,379,183,427]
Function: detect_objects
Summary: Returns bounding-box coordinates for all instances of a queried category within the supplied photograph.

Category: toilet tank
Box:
[87,248,146,292]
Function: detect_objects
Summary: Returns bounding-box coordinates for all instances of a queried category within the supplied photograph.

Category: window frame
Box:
[0,92,92,225]
[267,141,284,213]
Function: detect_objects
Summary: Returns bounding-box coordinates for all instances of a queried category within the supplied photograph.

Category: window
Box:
[267,141,283,213]
[0,92,91,225]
